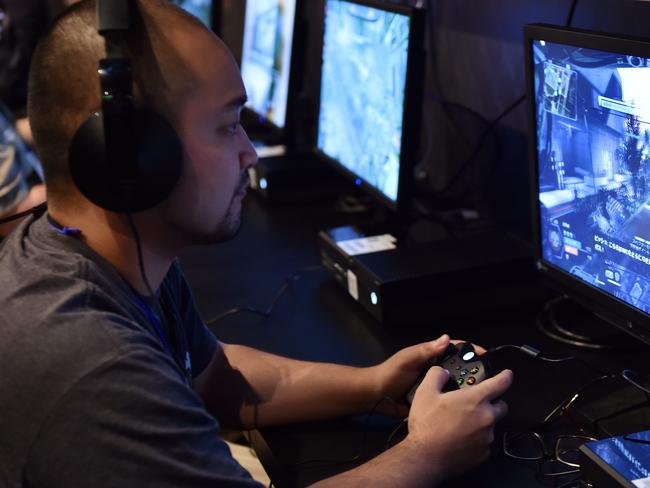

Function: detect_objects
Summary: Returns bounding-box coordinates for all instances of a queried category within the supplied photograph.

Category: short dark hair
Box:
[27,0,203,205]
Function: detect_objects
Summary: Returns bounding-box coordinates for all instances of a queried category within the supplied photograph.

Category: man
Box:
[0,0,513,486]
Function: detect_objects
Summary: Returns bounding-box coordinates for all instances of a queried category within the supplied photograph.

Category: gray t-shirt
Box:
[0,212,262,487]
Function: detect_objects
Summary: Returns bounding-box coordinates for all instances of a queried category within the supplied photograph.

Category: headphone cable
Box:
[0,202,48,225]
[125,213,155,297]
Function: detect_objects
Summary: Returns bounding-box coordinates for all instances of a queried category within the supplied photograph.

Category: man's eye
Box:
[227,122,240,134]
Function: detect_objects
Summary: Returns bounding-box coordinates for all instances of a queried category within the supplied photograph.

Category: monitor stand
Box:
[537,296,639,350]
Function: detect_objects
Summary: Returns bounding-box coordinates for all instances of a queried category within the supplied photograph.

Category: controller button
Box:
[455,366,461,371]
[456,378,464,386]
[462,352,476,361]
[467,376,476,385]
[470,367,480,374]
[460,369,468,376]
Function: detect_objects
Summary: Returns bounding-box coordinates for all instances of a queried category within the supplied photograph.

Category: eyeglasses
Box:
[503,431,596,477]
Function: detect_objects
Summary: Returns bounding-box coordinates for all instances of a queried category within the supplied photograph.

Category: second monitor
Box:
[315,0,424,214]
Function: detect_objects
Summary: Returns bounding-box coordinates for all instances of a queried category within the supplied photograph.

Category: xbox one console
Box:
[318,226,535,326]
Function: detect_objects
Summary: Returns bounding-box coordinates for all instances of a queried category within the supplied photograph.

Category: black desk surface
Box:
[179,195,650,488]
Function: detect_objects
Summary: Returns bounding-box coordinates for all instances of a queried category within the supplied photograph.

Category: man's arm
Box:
[194,342,379,429]
[194,335,459,429]
[310,367,513,487]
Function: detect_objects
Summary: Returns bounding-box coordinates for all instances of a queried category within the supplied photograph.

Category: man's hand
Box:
[370,334,485,416]
[406,366,513,482]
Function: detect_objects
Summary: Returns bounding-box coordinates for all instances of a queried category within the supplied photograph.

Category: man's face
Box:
[161,31,258,245]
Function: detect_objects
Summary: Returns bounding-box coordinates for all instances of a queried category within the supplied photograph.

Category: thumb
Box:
[423,334,451,360]
[421,365,451,395]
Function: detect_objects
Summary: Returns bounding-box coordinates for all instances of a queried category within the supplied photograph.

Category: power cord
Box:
[566,0,579,28]
[437,95,526,196]
[435,0,579,198]
[205,265,324,326]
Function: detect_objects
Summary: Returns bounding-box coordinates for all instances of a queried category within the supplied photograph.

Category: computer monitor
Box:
[172,0,217,32]
[240,0,300,134]
[314,0,424,212]
[0,103,43,182]
[526,23,650,345]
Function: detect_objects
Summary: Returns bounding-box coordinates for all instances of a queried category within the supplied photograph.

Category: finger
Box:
[411,334,451,365]
[490,399,509,421]
[473,369,514,402]
[421,366,452,394]
[427,334,451,356]
[473,343,488,355]
[450,339,487,355]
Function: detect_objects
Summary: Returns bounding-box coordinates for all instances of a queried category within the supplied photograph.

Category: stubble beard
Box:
[171,173,249,246]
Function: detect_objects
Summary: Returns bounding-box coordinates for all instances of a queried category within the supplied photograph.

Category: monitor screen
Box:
[240,0,297,130]
[172,0,213,29]
[317,0,412,204]
[530,31,650,317]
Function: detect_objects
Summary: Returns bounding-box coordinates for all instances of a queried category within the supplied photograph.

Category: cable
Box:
[125,213,154,297]
[205,265,323,326]
[437,94,526,195]
[488,344,576,363]
[435,0,579,198]
[488,343,608,376]
[565,0,578,28]
[385,418,408,450]
[536,297,637,351]
[289,396,400,469]
[622,369,650,395]
[0,201,47,225]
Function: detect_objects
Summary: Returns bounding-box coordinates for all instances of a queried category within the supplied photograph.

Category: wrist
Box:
[397,436,446,486]
[362,364,385,405]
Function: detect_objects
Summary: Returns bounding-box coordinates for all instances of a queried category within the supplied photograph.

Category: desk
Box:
[179,196,650,487]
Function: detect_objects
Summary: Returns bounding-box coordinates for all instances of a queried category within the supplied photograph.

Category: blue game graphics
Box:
[317,0,411,203]
[533,39,650,314]
[240,0,297,129]
[585,431,650,485]
[172,0,212,28]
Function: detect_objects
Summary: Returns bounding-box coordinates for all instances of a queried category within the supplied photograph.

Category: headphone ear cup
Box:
[69,109,183,213]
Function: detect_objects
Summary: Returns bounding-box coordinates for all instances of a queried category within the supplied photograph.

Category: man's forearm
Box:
[196,343,382,429]
[310,438,442,488]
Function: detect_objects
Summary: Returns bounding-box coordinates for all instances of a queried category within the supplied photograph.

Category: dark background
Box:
[217,0,650,240]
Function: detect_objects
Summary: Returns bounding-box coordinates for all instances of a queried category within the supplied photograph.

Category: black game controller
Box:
[406,342,492,404]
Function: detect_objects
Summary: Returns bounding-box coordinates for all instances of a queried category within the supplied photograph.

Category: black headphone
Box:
[68,0,183,213]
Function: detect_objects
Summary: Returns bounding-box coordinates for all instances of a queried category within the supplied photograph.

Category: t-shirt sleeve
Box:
[24,343,263,488]
[167,260,218,378]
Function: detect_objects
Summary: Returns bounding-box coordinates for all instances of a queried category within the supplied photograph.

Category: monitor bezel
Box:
[313,0,425,214]
[239,0,304,142]
[525,23,650,345]
[211,0,222,37]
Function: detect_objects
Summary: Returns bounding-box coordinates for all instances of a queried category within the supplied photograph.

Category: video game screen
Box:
[585,430,650,486]
[532,38,650,315]
[240,0,297,130]
[317,0,411,203]
[172,0,212,28]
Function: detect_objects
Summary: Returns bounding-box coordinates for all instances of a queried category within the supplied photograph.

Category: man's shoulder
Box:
[0,215,167,404]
